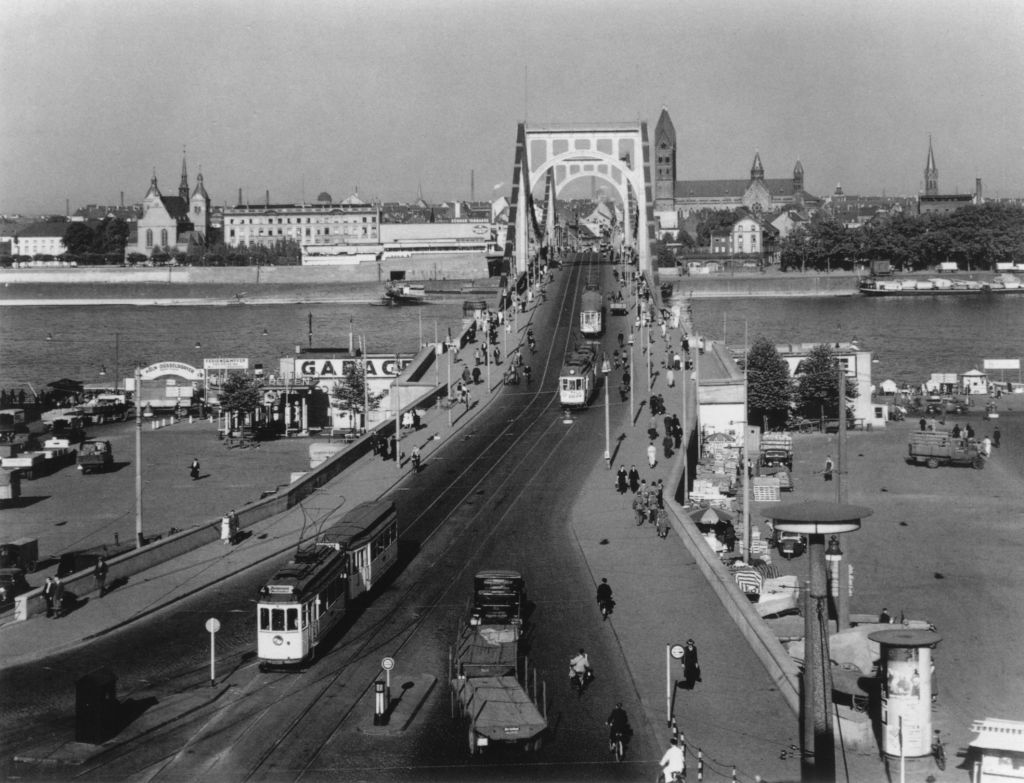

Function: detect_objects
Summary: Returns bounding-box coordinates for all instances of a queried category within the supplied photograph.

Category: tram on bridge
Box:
[256,500,398,668]
[558,343,598,409]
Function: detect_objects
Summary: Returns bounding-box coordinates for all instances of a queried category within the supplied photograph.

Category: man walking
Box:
[94,557,109,597]
[647,441,657,469]
[43,576,55,618]
[190,457,200,481]
[823,455,834,482]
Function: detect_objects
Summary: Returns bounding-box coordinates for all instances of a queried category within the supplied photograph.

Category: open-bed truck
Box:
[451,569,547,754]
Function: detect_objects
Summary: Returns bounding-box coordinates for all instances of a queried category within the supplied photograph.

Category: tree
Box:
[218,372,262,416]
[793,344,858,420]
[746,337,792,429]
[62,222,95,254]
[331,361,384,428]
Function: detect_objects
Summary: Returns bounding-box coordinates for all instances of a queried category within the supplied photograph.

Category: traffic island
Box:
[358,673,436,736]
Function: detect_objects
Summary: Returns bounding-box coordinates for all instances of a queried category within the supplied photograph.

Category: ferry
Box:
[383,281,429,304]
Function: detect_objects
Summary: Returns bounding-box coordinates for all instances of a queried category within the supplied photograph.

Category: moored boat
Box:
[383,281,429,304]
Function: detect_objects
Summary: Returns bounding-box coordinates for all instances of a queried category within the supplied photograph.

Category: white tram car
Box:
[256,500,398,668]
[558,344,598,409]
[579,288,604,337]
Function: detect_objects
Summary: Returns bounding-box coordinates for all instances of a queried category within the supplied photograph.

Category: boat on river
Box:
[859,275,1023,296]
[382,281,428,304]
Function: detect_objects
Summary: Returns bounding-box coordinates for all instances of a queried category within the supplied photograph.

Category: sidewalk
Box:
[0,316,524,671]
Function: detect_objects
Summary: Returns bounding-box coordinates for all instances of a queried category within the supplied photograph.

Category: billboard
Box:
[983,359,1020,371]
[204,357,249,371]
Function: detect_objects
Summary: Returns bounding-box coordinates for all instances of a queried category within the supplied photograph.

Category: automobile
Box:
[0,567,31,607]
[773,530,806,559]
[925,403,943,415]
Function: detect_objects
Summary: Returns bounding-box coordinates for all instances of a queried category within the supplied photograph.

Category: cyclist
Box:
[596,578,613,620]
[522,365,532,384]
[606,702,629,753]
[659,736,685,781]
[569,648,591,690]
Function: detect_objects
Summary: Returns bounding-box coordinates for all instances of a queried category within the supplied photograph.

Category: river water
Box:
[687,295,1023,387]
[1,284,1021,392]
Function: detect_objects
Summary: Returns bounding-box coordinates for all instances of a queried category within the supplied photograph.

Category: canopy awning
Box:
[47,378,83,393]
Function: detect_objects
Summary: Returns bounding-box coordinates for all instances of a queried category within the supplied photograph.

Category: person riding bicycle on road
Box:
[569,648,591,682]
[660,736,685,781]
[606,702,629,747]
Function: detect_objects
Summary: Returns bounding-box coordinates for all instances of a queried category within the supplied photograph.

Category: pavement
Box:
[1,261,904,782]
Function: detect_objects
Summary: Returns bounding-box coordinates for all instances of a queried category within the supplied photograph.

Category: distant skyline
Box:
[2,0,1022,214]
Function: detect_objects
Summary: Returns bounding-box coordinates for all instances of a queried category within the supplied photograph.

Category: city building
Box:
[708,213,779,259]
[124,155,211,259]
[1,221,73,257]
[775,342,880,427]
[652,106,820,227]
[224,191,380,249]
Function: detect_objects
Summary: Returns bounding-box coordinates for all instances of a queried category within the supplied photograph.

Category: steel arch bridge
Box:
[502,121,655,275]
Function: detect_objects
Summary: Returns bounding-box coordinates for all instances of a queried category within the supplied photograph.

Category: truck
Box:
[77,440,114,474]
[758,432,794,491]
[908,431,985,469]
[870,259,893,277]
[451,569,547,754]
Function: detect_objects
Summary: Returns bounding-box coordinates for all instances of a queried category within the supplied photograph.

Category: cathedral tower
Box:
[178,151,190,203]
[924,136,938,196]
[653,106,677,212]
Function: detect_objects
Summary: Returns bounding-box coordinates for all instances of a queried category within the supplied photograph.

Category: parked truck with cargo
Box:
[758,432,794,491]
[451,569,547,754]
[908,431,985,469]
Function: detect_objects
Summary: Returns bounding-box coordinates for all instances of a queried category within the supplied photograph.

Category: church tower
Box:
[653,106,677,212]
[750,151,765,182]
[190,170,211,237]
[178,151,190,203]
[793,160,804,194]
[924,136,938,196]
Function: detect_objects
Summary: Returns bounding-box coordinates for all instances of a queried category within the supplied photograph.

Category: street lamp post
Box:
[628,334,635,427]
[764,502,871,783]
[134,365,144,548]
[602,354,612,468]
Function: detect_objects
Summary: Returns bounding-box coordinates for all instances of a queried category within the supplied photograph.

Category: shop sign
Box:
[139,362,204,381]
[204,357,249,371]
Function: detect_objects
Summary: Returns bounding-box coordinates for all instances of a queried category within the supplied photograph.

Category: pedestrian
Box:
[474,347,482,366]
[680,639,700,689]
[655,479,665,510]
[663,433,673,459]
[412,410,421,430]
[823,454,834,482]
[472,367,481,385]
[628,464,640,493]
[94,557,109,597]
[951,423,961,439]
[463,388,471,411]
[673,352,682,371]
[649,496,664,537]
[666,368,675,388]
[388,435,397,459]
[647,419,659,442]
[370,431,380,456]
[632,492,647,527]
[616,465,628,494]
[993,426,1001,448]
[879,607,893,624]
[52,576,65,618]
[723,522,736,553]
[493,346,501,365]
[672,416,683,449]
[919,417,927,431]
[461,365,472,385]
[966,423,975,440]
[647,441,657,469]
[190,457,200,480]
[43,576,55,618]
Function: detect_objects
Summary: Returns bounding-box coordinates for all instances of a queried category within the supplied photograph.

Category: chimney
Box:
[471,169,475,202]
[66,198,70,216]
[120,191,124,208]
[238,187,242,206]
[975,178,983,203]
[265,190,270,208]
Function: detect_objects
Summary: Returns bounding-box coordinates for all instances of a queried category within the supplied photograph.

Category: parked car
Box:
[773,530,806,559]
[0,568,31,607]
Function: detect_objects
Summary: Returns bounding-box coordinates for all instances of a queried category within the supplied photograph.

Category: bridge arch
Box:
[503,122,655,276]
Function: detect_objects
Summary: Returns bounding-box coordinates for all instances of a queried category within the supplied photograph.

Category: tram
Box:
[579,287,604,337]
[558,343,598,408]
[256,500,398,668]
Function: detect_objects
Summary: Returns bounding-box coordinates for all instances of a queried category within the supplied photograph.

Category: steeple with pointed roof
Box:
[653,106,678,210]
[179,149,190,202]
[924,135,938,196]
[751,151,765,182]
[793,159,804,193]
[145,170,161,199]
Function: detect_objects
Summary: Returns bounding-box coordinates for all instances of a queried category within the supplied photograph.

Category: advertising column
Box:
[869,628,942,758]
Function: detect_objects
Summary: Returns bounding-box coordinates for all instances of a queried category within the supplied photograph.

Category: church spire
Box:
[793,159,804,193]
[179,147,190,202]
[924,135,938,196]
[145,169,161,199]
[751,151,765,181]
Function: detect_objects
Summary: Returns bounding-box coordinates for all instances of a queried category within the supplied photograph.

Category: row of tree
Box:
[746,339,857,429]
[778,202,1024,272]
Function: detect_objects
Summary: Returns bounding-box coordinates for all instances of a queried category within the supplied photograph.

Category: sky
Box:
[1,0,1022,214]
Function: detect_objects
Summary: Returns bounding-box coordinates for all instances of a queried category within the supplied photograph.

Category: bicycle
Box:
[609,730,625,762]
[932,730,946,771]
[570,668,591,698]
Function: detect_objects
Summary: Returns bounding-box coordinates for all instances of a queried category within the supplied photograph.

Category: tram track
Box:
[129,255,597,782]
